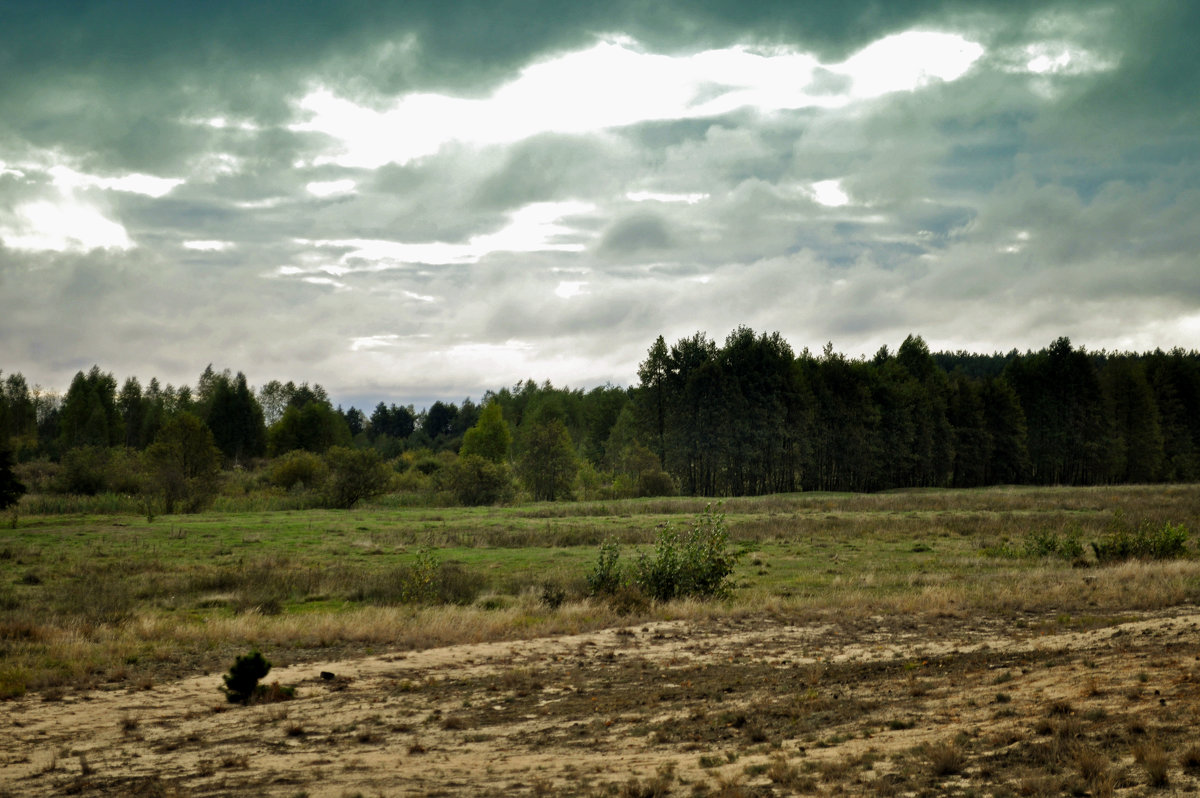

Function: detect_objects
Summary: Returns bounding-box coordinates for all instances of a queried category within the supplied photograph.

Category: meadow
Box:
[3,483,1197,699]
[3,484,1200,795]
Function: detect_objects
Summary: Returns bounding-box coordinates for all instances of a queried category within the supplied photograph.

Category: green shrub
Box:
[441,454,514,506]
[1023,527,1083,559]
[350,548,483,606]
[57,446,111,495]
[587,538,624,596]
[221,650,296,705]
[1094,521,1189,563]
[636,469,676,498]
[323,446,393,508]
[269,450,328,491]
[590,505,738,603]
[634,503,737,601]
[222,650,272,704]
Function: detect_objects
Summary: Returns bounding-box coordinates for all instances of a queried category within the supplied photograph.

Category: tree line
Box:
[635,330,1200,494]
[2,330,1199,509]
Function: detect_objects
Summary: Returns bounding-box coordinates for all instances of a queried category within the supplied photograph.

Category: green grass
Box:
[1,483,1198,697]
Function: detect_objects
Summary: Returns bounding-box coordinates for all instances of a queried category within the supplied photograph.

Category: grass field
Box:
[3,484,1200,795]
[3,484,1197,699]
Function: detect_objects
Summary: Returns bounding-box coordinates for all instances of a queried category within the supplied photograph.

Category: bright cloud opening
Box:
[555,281,588,299]
[627,191,709,204]
[49,165,182,197]
[293,32,984,168]
[306,179,357,197]
[350,335,400,351]
[1,199,132,252]
[810,179,851,207]
[183,240,233,251]
[835,31,983,97]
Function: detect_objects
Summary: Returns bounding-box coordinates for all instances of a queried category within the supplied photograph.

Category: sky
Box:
[1,1,1198,410]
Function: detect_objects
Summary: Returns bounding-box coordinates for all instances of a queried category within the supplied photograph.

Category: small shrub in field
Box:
[539,581,567,609]
[223,650,272,704]
[1023,528,1083,560]
[589,505,738,603]
[352,549,482,606]
[634,504,738,601]
[925,740,965,777]
[588,538,623,596]
[1095,521,1189,563]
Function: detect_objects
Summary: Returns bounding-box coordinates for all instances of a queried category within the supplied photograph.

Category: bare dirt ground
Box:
[3,607,1200,796]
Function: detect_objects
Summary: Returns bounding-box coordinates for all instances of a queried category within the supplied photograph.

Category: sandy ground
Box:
[3,607,1200,796]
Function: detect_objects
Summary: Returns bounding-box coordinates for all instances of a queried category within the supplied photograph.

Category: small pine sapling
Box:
[223,650,272,704]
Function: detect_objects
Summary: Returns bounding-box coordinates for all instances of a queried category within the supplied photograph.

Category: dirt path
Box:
[4,608,1200,796]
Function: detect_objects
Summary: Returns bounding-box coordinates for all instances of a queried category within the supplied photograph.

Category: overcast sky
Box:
[2,1,1198,409]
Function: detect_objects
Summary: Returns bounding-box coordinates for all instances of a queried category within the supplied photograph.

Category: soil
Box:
[3,607,1200,796]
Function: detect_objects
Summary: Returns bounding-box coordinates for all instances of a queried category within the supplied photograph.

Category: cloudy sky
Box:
[2,1,1198,409]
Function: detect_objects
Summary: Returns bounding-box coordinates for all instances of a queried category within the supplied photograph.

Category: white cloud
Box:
[183,239,234,251]
[809,179,851,207]
[350,335,400,351]
[292,32,984,168]
[1,198,132,252]
[49,165,182,197]
[627,191,709,204]
[555,280,588,299]
[306,179,356,197]
[290,200,594,273]
[835,31,983,97]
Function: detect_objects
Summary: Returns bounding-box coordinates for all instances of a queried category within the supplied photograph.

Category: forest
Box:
[2,329,1200,510]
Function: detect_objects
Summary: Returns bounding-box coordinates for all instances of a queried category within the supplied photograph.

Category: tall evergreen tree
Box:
[206,372,267,464]
[58,366,124,452]
[1004,338,1111,484]
[1101,357,1165,483]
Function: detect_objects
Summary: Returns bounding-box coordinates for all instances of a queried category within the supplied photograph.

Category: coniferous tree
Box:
[58,366,124,451]
[206,372,267,464]
[947,372,990,488]
[1101,357,1165,483]
[1005,338,1111,484]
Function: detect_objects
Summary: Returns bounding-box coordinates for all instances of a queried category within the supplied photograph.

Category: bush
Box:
[0,449,27,511]
[634,504,738,601]
[57,446,111,495]
[636,469,677,498]
[323,446,393,508]
[144,414,222,513]
[587,538,624,596]
[222,650,272,704]
[1023,527,1083,560]
[589,505,738,603]
[1094,521,1189,563]
[441,454,514,506]
[269,450,328,491]
[351,548,483,606]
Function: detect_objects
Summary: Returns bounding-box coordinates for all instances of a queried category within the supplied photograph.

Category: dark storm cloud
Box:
[2,0,1199,405]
